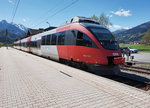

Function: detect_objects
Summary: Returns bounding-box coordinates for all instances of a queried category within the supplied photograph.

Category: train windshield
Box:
[90,27,115,41]
[89,27,119,50]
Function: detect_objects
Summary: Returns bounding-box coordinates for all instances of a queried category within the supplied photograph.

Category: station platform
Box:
[0,47,150,108]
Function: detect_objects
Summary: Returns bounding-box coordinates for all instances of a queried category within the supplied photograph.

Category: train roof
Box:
[14,17,107,43]
[64,16,106,29]
[69,16,99,24]
[80,23,105,29]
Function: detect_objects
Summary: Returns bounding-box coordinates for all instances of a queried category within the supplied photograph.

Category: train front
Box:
[81,23,125,74]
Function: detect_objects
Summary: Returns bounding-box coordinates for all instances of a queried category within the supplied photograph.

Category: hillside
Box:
[113,29,128,34]
[114,21,150,43]
[0,20,28,43]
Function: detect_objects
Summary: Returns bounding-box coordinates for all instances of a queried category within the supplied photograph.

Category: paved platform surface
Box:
[0,47,150,108]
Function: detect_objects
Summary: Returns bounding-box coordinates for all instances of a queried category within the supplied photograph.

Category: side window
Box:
[25,42,27,48]
[51,34,57,45]
[34,41,37,48]
[58,32,65,45]
[31,41,34,47]
[46,35,51,45]
[33,42,35,47]
[30,42,32,47]
[65,30,76,45]
[23,43,25,47]
[76,31,97,48]
[37,40,41,48]
[76,31,84,46]
[42,36,46,45]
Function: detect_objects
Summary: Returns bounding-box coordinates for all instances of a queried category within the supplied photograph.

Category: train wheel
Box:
[64,60,70,66]
[80,63,88,71]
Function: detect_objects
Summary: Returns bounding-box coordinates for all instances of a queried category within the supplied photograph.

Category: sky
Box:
[0,0,150,31]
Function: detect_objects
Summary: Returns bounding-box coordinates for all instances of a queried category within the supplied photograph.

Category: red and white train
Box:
[14,16,125,73]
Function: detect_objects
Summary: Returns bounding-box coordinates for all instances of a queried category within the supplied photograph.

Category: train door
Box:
[76,31,98,64]
[27,37,32,52]
[37,39,42,55]
[64,30,76,60]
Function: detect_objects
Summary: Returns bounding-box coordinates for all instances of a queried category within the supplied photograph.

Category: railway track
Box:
[68,63,150,91]
[109,65,150,91]
[120,65,150,75]
[102,75,150,91]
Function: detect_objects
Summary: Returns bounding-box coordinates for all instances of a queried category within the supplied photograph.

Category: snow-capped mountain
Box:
[0,20,28,43]
[0,20,28,35]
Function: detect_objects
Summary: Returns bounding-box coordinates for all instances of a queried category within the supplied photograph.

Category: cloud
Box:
[8,0,15,5]
[106,14,113,18]
[22,18,30,22]
[124,27,132,30]
[22,18,27,22]
[108,25,121,29]
[111,9,131,16]
[8,0,13,4]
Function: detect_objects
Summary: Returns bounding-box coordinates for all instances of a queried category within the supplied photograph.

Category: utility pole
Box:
[46,21,50,27]
[5,29,8,49]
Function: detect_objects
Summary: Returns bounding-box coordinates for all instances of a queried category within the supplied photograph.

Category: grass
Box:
[0,42,3,47]
[119,44,150,53]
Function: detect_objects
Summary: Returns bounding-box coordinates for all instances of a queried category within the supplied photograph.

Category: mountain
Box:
[113,29,129,34]
[114,21,150,43]
[0,20,28,43]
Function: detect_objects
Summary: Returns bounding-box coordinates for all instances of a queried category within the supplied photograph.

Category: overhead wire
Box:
[32,0,79,28]
[11,0,21,23]
[29,0,66,26]
[10,0,17,23]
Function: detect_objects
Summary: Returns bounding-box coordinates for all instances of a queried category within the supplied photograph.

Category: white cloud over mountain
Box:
[108,25,121,29]
[111,9,131,16]
[124,27,132,29]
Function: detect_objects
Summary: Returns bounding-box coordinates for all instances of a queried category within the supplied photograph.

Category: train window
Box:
[42,36,46,45]
[76,31,84,46]
[58,32,65,45]
[32,41,34,47]
[25,42,27,48]
[77,31,83,40]
[83,34,93,47]
[33,41,35,47]
[51,34,57,45]
[37,40,41,48]
[32,42,34,47]
[89,27,115,41]
[76,31,97,48]
[30,42,32,47]
[65,30,76,45]
[35,41,37,47]
[31,41,34,47]
[26,42,28,47]
[34,41,36,47]
[27,42,30,47]
[46,35,51,45]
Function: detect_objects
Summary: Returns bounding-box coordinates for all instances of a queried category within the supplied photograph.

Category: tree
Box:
[91,13,112,29]
[91,14,99,22]
[141,29,150,44]
[0,42,3,47]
